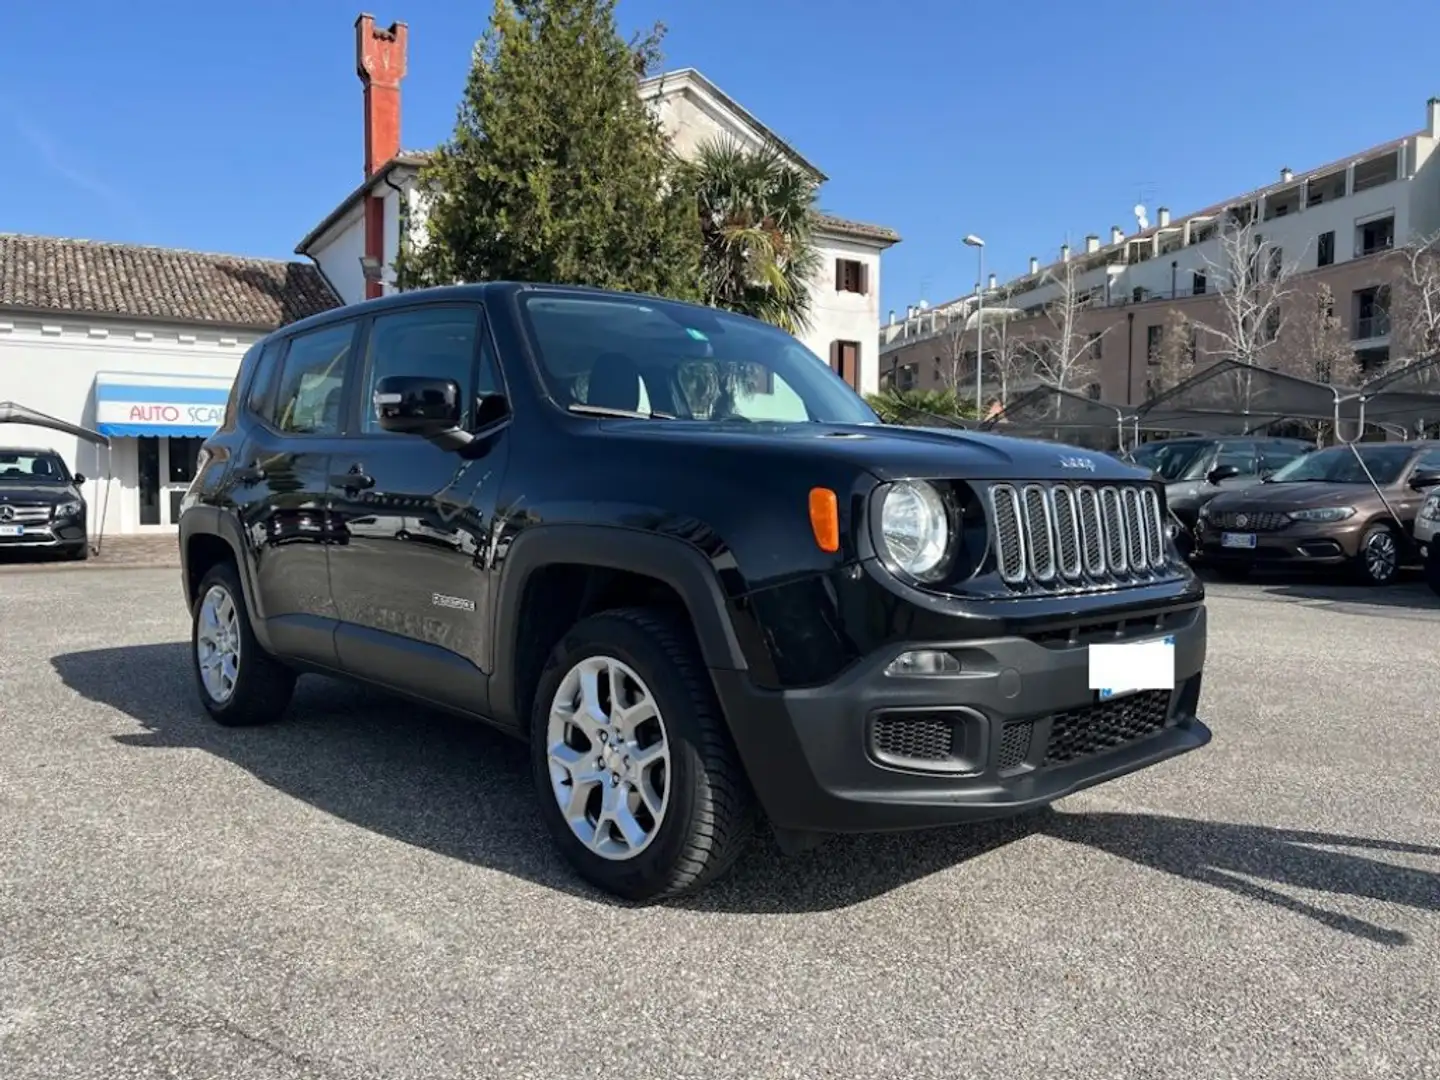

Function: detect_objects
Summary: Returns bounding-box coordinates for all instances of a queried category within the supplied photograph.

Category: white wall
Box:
[802,233,884,396]
[309,202,368,307]
[0,311,258,533]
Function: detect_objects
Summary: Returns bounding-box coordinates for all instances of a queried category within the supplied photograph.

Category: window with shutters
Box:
[835,258,868,295]
[829,340,861,389]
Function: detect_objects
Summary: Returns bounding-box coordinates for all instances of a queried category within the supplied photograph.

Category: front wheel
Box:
[191,560,296,726]
[529,607,757,903]
[1352,522,1401,586]
[1425,544,1440,598]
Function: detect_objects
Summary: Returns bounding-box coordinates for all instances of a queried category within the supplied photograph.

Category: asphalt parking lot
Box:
[2,568,1438,1079]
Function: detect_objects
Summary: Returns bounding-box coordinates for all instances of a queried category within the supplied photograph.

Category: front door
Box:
[230,319,361,668]
[326,302,510,715]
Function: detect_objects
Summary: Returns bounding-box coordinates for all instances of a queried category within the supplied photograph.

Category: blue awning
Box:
[94,372,236,438]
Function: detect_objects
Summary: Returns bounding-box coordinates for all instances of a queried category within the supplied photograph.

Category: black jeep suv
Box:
[177,283,1210,901]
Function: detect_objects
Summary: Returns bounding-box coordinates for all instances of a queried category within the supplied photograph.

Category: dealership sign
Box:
[93,374,237,436]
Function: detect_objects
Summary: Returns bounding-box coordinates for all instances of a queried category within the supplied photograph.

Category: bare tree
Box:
[1387,229,1440,363]
[1029,257,1105,392]
[1272,281,1358,386]
[1149,307,1197,398]
[989,322,1036,406]
[1192,212,1304,368]
[937,303,971,393]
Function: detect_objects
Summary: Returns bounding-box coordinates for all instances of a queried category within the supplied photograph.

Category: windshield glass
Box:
[518,292,879,424]
[1266,443,1416,485]
[1130,440,1211,481]
[0,451,70,484]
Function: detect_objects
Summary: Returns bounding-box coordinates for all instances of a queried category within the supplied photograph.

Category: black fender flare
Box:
[487,524,748,727]
[176,505,276,654]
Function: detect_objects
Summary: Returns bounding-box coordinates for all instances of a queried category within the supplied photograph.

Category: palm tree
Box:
[678,135,822,335]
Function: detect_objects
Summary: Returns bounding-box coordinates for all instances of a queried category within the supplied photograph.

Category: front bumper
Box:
[715,604,1209,834]
[1196,518,1362,566]
[0,518,87,550]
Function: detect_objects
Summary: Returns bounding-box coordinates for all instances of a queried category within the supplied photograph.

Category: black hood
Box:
[595,420,1150,483]
[0,482,79,505]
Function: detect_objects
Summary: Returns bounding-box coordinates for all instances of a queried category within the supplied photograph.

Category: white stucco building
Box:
[0,234,338,535]
[296,17,901,396]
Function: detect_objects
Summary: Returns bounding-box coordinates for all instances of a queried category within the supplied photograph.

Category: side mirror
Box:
[1409,468,1440,489]
[73,473,86,484]
[374,375,475,451]
[1207,464,1242,484]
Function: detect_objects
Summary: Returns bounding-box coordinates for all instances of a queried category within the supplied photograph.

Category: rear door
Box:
[229,318,361,668]
[326,300,511,714]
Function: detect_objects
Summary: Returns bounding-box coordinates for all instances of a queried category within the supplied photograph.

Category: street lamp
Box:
[963,234,985,412]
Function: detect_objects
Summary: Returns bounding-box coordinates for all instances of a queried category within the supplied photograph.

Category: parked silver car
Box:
[1417,487,1440,595]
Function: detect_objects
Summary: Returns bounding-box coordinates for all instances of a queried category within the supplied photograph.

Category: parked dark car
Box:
[0,447,89,560]
[177,282,1211,901]
[1128,436,1314,554]
[1197,440,1440,584]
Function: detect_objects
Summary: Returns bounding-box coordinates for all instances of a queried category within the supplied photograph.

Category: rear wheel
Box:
[529,607,756,903]
[192,560,296,726]
[1351,522,1400,586]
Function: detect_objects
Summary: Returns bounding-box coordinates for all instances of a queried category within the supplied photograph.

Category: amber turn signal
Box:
[808,487,839,553]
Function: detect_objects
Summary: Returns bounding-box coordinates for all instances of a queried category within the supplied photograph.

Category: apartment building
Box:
[879,96,1440,406]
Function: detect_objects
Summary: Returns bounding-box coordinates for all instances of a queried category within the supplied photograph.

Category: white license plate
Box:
[0,524,23,537]
[1089,635,1176,700]
[1220,531,1257,549]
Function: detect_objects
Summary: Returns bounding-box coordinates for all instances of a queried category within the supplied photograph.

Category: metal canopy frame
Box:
[0,401,113,556]
[1133,358,1347,437]
[979,382,1132,449]
[1347,353,1440,435]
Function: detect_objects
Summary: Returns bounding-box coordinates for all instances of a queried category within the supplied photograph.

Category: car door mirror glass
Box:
[73,472,86,484]
[1207,464,1242,484]
[374,374,463,436]
[1409,467,1440,489]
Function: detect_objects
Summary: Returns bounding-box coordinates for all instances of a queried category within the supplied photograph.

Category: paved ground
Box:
[0,535,179,572]
[1,569,1437,1079]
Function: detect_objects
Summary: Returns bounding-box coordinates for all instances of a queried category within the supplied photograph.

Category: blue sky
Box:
[4,0,1439,317]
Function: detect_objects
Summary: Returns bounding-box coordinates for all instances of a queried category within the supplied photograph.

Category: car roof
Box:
[0,446,61,456]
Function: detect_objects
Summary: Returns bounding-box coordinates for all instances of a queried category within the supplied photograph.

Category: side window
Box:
[1412,449,1440,472]
[1212,441,1259,475]
[359,306,482,434]
[1261,442,1307,472]
[270,321,356,435]
[245,339,284,417]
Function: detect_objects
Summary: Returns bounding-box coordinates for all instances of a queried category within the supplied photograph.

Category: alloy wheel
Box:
[545,655,671,861]
[196,584,242,703]
[1364,529,1397,583]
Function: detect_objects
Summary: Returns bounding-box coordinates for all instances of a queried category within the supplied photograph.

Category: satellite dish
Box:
[1133,203,1149,231]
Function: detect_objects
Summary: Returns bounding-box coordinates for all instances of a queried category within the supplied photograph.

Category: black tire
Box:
[1426,544,1440,599]
[64,543,89,561]
[1351,521,1401,586]
[191,559,296,726]
[529,607,757,903]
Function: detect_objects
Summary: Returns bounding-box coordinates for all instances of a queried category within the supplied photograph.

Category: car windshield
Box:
[1130,440,1211,481]
[0,451,70,484]
[517,292,879,424]
[1265,443,1416,485]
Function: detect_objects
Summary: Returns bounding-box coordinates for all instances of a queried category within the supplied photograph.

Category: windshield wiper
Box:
[567,404,675,420]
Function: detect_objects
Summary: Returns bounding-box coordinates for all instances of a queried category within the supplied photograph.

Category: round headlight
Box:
[880,480,950,580]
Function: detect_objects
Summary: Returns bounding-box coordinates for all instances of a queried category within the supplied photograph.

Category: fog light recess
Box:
[885,650,961,676]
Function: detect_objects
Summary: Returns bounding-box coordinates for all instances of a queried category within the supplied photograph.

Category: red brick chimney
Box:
[356,13,408,178]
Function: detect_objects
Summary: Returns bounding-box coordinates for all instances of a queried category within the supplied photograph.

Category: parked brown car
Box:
[1196,440,1440,584]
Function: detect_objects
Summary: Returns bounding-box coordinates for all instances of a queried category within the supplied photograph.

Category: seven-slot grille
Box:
[1207,509,1290,532]
[988,482,1168,589]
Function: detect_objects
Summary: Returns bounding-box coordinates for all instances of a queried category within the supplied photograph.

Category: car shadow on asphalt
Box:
[51,642,1440,930]
[1194,565,1440,615]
